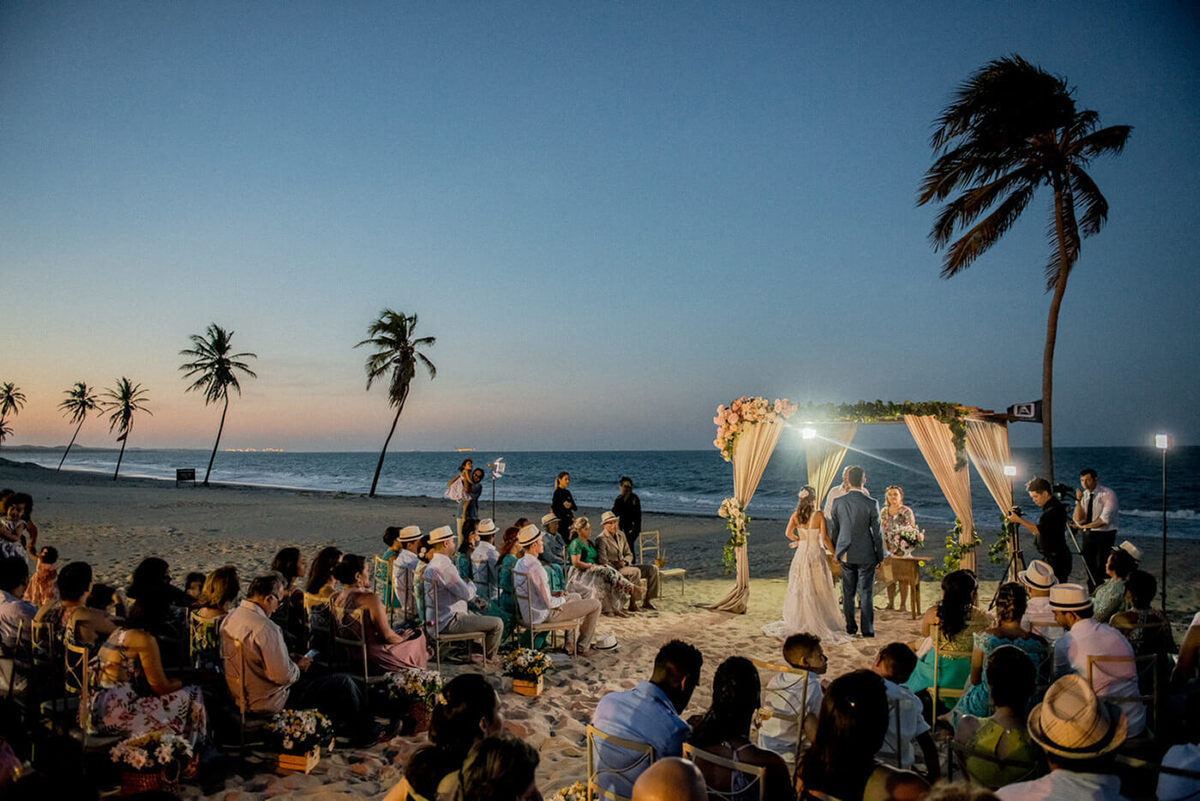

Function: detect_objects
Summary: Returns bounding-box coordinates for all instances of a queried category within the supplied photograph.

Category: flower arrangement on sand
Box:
[548,781,588,801]
[110,732,193,773]
[266,709,334,754]
[887,524,925,557]
[390,667,445,708]
[713,396,797,461]
[504,647,553,681]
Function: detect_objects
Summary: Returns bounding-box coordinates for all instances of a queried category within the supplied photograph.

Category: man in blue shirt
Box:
[590,639,704,797]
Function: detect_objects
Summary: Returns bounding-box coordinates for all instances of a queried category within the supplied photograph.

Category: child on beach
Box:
[757,632,826,771]
[24,546,59,606]
[0,494,31,561]
[871,642,939,778]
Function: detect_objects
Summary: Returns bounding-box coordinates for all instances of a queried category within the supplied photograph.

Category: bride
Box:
[762,486,850,643]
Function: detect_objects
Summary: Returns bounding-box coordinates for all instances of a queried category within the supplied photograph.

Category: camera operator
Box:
[1007,476,1072,583]
[1070,468,1118,593]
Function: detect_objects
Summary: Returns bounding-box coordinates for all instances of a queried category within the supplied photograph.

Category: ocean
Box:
[6,445,1197,542]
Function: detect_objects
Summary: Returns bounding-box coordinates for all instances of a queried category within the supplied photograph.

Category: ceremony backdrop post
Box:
[966,419,1016,578]
[905,414,976,572]
[805,423,859,509]
[1156,434,1169,613]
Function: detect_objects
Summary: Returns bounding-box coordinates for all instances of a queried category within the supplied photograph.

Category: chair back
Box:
[1087,653,1157,738]
[512,565,539,649]
[63,640,93,730]
[422,570,444,672]
[333,606,372,684]
[305,597,333,666]
[373,556,397,624]
[498,564,516,617]
[930,624,966,721]
[188,609,224,667]
[638,530,662,565]
[586,723,655,801]
[682,742,768,801]
[749,658,809,761]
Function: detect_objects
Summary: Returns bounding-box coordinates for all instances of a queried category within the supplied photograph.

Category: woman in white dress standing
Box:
[762,486,850,643]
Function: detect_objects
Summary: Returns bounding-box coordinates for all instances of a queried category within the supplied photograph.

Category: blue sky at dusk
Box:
[2,2,1197,452]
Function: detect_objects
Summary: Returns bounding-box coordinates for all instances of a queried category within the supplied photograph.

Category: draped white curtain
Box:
[904,414,976,571]
[710,419,787,613]
[806,423,859,508]
[966,419,1013,516]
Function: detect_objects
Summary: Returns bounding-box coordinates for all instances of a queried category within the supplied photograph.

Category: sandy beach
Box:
[4,457,1196,800]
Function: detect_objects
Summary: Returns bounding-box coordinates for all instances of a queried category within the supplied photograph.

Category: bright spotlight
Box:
[801,427,817,440]
[1156,434,1169,450]
[1003,465,1017,477]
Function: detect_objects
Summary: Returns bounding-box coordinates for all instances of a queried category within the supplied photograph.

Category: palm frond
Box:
[1069,168,1110,237]
[941,185,1036,278]
[58,382,101,425]
[1072,125,1132,161]
[929,165,1040,246]
[356,308,436,404]
[179,324,257,405]
[1044,188,1082,290]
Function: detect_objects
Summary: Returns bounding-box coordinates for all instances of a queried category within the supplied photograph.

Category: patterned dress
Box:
[954,631,1047,720]
[881,506,917,556]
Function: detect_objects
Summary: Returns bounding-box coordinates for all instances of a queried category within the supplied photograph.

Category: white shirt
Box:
[878,678,930,769]
[995,769,1128,801]
[822,485,849,518]
[1079,484,1118,531]
[391,549,419,619]
[471,541,499,598]
[422,552,477,633]
[513,554,562,624]
[1022,596,1064,642]
[1054,617,1145,736]
[757,670,822,767]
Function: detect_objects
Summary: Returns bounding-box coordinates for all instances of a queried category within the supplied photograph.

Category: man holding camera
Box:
[1071,468,1119,592]
[1008,477,1072,583]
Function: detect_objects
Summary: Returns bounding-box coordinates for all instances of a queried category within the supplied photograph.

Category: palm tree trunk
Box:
[203,396,229,486]
[1043,183,1073,485]
[58,418,85,470]
[113,435,128,480]
[369,390,409,497]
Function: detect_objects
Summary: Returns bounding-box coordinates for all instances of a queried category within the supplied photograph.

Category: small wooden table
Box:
[880,555,926,619]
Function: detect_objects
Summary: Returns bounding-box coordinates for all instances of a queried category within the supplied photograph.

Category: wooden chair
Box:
[422,572,488,675]
[62,641,121,760]
[304,595,335,670]
[929,625,967,721]
[333,607,391,690]
[513,564,581,654]
[749,658,810,766]
[373,555,398,625]
[1087,653,1158,740]
[31,619,72,732]
[586,723,656,801]
[683,741,768,801]
[638,530,686,597]
[219,634,271,756]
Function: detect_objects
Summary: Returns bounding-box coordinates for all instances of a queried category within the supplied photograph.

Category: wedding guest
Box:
[463,467,485,536]
[471,518,500,599]
[514,524,601,655]
[591,640,704,797]
[954,583,1046,722]
[872,643,938,779]
[631,757,707,801]
[686,656,795,801]
[880,485,917,611]
[423,526,504,661]
[1169,592,1200,690]
[456,735,541,801]
[1110,570,1175,695]
[567,517,641,616]
[923,784,1001,801]
[456,525,478,580]
[447,459,474,531]
[758,633,825,771]
[1158,732,1200,801]
[127,557,192,611]
[23,545,58,606]
[1071,468,1119,593]
[389,526,423,623]
[596,510,658,611]
[269,546,309,652]
[330,555,427,671]
[184,572,206,603]
[1008,477,1071,583]
[497,526,522,618]
[381,527,402,561]
[953,645,1040,790]
[612,476,643,557]
[1050,583,1145,737]
[190,566,238,676]
[0,556,34,657]
[304,546,342,602]
[795,670,929,801]
[11,494,37,557]
[551,471,576,535]
[538,513,568,592]
[995,674,1128,801]
[905,570,990,711]
[1090,542,1139,623]
[0,495,30,561]
[822,467,853,518]
[34,561,116,647]
[86,583,125,620]
[1017,560,1060,641]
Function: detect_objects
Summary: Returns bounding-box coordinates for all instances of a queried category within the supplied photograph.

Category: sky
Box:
[1,2,1198,453]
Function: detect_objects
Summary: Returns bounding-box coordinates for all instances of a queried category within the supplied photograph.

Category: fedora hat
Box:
[600,510,619,526]
[518,524,542,548]
[540,512,558,527]
[397,525,422,542]
[1027,674,1127,758]
[1048,583,1092,612]
[427,525,455,545]
[1116,540,1143,562]
[1018,560,1058,590]
[476,519,498,536]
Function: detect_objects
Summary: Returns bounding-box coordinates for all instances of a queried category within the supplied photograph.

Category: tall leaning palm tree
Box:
[102,377,151,480]
[355,309,437,497]
[57,381,101,469]
[918,55,1130,483]
[0,382,27,450]
[179,324,258,486]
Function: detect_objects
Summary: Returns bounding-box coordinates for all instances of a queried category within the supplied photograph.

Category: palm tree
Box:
[0,382,26,450]
[918,55,1130,483]
[179,324,258,486]
[102,378,151,480]
[57,382,101,470]
[355,309,437,497]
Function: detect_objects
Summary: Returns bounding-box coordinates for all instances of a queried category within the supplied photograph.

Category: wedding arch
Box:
[709,398,1014,614]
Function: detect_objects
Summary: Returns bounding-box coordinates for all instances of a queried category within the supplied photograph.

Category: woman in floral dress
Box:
[879,485,917,611]
[954,582,1046,722]
[566,517,641,616]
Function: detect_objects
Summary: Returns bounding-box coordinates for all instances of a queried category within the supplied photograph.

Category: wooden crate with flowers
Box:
[390,668,444,734]
[548,780,587,801]
[266,709,334,774]
[504,647,552,697]
[110,732,193,796]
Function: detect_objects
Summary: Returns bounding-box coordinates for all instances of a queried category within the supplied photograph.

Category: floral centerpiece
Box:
[548,781,588,801]
[110,732,193,795]
[504,647,553,697]
[266,709,334,773]
[390,668,444,733]
[886,524,925,557]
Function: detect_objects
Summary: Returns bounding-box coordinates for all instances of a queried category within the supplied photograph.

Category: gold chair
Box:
[586,723,656,801]
[929,625,967,719]
[422,572,489,675]
[683,741,768,801]
[218,633,271,756]
[513,565,581,654]
[303,596,335,670]
[1087,653,1158,740]
[373,555,398,625]
[638,530,686,596]
[63,641,120,758]
[333,607,391,690]
[749,657,810,766]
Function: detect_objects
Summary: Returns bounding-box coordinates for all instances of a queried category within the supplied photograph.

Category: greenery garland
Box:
[795,400,969,470]
[925,518,981,579]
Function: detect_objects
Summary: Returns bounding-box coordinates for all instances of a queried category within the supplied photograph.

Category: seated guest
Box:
[87,583,125,619]
[24,546,59,607]
[330,554,427,671]
[91,587,207,746]
[386,674,503,801]
[591,639,704,797]
[304,546,342,603]
[513,524,601,655]
[221,573,374,743]
[127,557,193,609]
[1051,583,1145,737]
[905,570,990,710]
[389,526,423,624]
[954,645,1041,790]
[269,546,309,652]
[995,674,1128,800]
[1170,588,1200,697]
[795,670,929,801]
[1017,560,1061,642]
[567,516,642,617]
[423,526,504,662]
[1158,735,1200,801]
[496,526,522,617]
[379,527,403,612]
[758,633,826,772]
[184,572,206,603]
[632,757,708,801]
[687,655,795,801]
[955,583,1046,722]
[0,557,34,694]
[191,566,239,673]
[596,510,658,611]
[456,735,541,801]
[539,513,568,593]
[381,526,402,562]
[1110,569,1175,695]
[872,642,938,779]
[471,519,500,598]
[34,561,116,647]
[1091,542,1139,624]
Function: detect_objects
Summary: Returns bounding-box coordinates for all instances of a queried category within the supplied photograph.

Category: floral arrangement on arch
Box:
[110,732,194,773]
[718,497,750,570]
[266,709,335,754]
[713,396,798,462]
[504,647,553,681]
[390,668,445,708]
[548,781,588,801]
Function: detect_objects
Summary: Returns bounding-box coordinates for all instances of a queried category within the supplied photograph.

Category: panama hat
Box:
[1027,674,1127,758]
[1116,540,1143,563]
[476,519,498,536]
[397,525,422,542]
[600,510,619,526]
[540,512,558,527]
[427,525,455,545]
[593,632,618,651]
[518,524,543,547]
[1048,583,1093,612]
[1018,560,1058,591]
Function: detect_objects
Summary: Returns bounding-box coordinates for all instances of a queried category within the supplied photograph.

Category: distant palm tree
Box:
[0,382,26,450]
[179,324,258,486]
[355,309,437,497]
[918,55,1130,483]
[57,381,101,470]
[102,377,151,480]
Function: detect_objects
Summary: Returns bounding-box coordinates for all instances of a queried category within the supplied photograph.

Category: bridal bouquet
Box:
[887,524,925,557]
[713,396,798,461]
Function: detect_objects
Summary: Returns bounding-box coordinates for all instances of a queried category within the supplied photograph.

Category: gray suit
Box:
[828,488,885,636]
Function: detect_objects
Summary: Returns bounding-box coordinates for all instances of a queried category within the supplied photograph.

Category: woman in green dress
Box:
[1092,544,1138,623]
[904,570,990,710]
[566,516,641,616]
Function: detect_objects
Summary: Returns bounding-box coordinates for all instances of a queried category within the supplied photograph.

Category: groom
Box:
[828,465,885,637]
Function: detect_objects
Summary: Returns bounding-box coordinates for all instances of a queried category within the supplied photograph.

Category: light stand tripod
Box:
[991,514,1026,611]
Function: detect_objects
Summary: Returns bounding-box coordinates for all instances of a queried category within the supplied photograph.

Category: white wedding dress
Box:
[762,525,851,643]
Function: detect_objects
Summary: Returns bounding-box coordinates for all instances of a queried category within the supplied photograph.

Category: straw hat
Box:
[1048,583,1092,613]
[397,525,422,542]
[518,524,543,548]
[1027,674,1127,758]
[600,510,619,526]
[540,512,558,527]
[1018,560,1058,591]
[476,519,498,536]
[1116,540,1143,562]
[427,526,455,545]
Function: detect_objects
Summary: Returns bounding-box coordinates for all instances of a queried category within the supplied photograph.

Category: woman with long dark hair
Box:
[331,554,427,672]
[904,569,990,706]
[551,472,576,535]
[954,582,1045,721]
[305,546,343,600]
[763,486,847,643]
[269,546,308,652]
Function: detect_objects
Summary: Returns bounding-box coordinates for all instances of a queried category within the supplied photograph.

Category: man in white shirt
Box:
[0,557,34,694]
[390,525,423,623]
[1072,469,1119,592]
[758,633,826,772]
[1018,560,1064,642]
[514,524,601,654]
[1050,583,1145,737]
[470,518,500,600]
[822,467,852,518]
[422,525,504,660]
[872,642,938,777]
